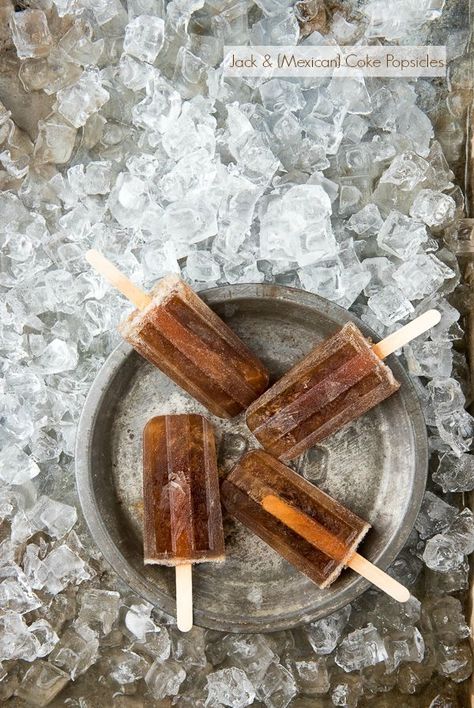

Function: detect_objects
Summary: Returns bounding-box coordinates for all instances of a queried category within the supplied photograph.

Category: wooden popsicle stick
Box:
[346,554,410,603]
[85,249,152,310]
[175,564,193,632]
[371,309,441,360]
[262,495,410,603]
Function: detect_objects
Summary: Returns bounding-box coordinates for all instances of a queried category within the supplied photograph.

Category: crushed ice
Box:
[0,0,472,704]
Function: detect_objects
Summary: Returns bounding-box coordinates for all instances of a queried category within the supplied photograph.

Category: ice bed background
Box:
[0,0,473,705]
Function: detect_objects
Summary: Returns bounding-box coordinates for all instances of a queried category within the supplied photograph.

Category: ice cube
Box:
[34,115,77,165]
[298,258,344,302]
[368,285,414,326]
[257,662,297,707]
[410,189,456,228]
[125,602,159,641]
[227,116,281,180]
[163,192,217,248]
[384,627,425,673]
[145,659,186,700]
[78,588,121,635]
[404,340,453,379]
[88,0,128,25]
[170,626,207,670]
[396,104,434,157]
[221,634,276,686]
[379,152,429,191]
[290,657,330,696]
[377,211,427,260]
[396,656,434,695]
[446,508,474,554]
[26,544,92,594]
[328,76,372,115]
[343,114,369,143]
[133,627,171,662]
[31,339,78,374]
[141,240,180,286]
[123,15,165,63]
[27,496,77,539]
[362,257,395,298]
[108,172,150,228]
[109,650,150,685]
[347,204,383,236]
[424,562,469,595]
[435,408,474,456]
[428,377,465,416]
[335,624,388,671]
[29,619,59,657]
[433,452,474,492]
[393,254,455,300]
[414,491,458,540]
[250,11,300,45]
[436,641,472,682]
[421,595,470,643]
[369,593,421,633]
[119,54,156,91]
[260,79,305,113]
[74,161,113,196]
[338,185,363,217]
[0,564,42,614]
[423,509,474,572]
[206,667,255,707]
[9,9,52,59]
[14,661,69,706]
[0,443,40,486]
[259,185,337,267]
[58,21,104,66]
[303,114,343,155]
[0,612,40,661]
[331,673,364,706]
[415,297,461,341]
[50,623,99,679]
[185,251,221,282]
[56,70,109,128]
[132,74,182,135]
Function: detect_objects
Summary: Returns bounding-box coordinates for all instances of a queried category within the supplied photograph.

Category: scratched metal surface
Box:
[75,284,428,632]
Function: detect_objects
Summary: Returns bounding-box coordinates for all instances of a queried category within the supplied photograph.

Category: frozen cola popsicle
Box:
[143,414,225,631]
[246,311,440,461]
[221,450,410,602]
[86,250,269,419]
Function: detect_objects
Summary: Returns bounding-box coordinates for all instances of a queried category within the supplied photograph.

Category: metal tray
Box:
[75,283,428,632]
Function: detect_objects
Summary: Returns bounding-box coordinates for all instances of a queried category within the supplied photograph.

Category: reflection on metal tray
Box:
[75,284,427,632]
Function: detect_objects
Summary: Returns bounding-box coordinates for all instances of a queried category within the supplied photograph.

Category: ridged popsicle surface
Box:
[246,322,400,460]
[120,276,269,419]
[143,414,225,565]
[221,450,371,587]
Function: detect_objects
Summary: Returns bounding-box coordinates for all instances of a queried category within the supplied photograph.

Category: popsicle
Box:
[85,250,269,419]
[221,450,410,602]
[246,311,440,461]
[143,414,225,632]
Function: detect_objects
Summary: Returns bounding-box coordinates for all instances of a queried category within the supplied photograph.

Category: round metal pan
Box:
[75,283,427,632]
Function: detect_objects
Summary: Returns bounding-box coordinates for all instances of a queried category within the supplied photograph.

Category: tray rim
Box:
[75,282,428,632]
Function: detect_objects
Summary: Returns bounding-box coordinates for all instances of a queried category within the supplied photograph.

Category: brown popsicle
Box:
[221,450,410,602]
[246,311,440,461]
[143,414,225,631]
[86,250,269,419]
